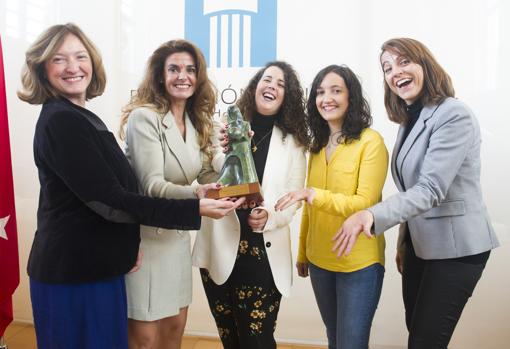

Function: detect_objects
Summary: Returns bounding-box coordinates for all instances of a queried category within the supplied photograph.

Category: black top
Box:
[401,101,423,145]
[236,112,276,234]
[29,98,201,283]
[397,101,423,201]
[250,112,276,184]
[401,101,423,245]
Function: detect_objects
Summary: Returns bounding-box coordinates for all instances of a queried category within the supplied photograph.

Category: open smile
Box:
[262,91,276,101]
[396,77,412,88]
[62,76,85,82]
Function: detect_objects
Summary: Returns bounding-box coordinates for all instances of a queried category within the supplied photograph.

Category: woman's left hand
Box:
[274,188,315,211]
[248,207,268,232]
[332,210,374,257]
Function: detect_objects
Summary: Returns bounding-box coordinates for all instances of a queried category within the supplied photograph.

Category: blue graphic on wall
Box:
[185,0,277,68]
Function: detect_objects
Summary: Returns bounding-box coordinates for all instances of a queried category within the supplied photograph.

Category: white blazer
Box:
[192,126,306,297]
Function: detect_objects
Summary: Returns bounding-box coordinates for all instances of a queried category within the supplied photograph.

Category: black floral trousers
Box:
[201,232,282,349]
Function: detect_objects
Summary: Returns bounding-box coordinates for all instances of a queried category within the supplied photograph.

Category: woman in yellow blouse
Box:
[275,65,388,349]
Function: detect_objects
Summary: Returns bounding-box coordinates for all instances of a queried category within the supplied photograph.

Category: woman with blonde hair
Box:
[19,24,239,349]
[121,39,223,349]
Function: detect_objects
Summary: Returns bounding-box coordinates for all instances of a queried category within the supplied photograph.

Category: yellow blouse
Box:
[297,128,389,272]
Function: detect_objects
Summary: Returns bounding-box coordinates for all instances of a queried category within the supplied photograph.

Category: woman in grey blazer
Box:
[119,40,224,349]
[333,38,499,349]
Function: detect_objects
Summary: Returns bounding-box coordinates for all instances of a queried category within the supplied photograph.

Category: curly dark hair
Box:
[236,61,310,149]
[307,65,372,153]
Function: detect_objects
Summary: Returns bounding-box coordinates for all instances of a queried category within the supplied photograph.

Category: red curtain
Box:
[0,35,20,337]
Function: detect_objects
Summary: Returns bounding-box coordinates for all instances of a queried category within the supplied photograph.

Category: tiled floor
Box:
[2,322,326,349]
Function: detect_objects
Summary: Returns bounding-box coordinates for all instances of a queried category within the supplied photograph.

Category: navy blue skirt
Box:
[30,276,128,349]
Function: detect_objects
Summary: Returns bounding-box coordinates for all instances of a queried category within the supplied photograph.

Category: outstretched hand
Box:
[332,210,374,257]
[274,188,315,211]
[199,197,246,219]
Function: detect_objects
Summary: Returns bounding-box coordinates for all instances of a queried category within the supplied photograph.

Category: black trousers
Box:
[200,231,281,349]
[402,241,489,349]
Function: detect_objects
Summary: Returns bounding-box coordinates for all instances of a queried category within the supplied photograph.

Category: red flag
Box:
[0,35,20,337]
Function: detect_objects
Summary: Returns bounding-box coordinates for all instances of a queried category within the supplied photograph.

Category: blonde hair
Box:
[380,38,455,124]
[17,23,106,105]
[119,39,217,156]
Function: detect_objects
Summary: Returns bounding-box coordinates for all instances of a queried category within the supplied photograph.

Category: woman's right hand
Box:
[218,123,229,152]
[199,197,245,219]
[296,261,309,278]
[218,123,254,153]
[274,188,315,211]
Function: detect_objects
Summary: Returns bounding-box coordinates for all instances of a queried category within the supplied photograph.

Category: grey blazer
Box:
[369,97,499,259]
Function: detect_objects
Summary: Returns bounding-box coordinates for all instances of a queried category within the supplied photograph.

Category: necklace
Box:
[251,129,273,153]
[326,130,343,149]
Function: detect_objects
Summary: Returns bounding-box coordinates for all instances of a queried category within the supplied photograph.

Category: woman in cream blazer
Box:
[121,40,222,349]
[193,61,310,349]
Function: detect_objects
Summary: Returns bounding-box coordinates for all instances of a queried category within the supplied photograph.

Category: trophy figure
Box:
[206,105,263,203]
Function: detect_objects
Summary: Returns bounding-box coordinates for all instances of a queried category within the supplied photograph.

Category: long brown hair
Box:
[381,38,455,124]
[119,39,217,155]
[18,23,106,104]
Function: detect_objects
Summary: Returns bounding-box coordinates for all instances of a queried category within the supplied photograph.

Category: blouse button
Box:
[265,241,271,248]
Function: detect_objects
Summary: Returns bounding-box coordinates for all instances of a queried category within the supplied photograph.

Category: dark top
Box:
[401,101,423,144]
[250,112,276,183]
[29,98,201,283]
[236,112,276,234]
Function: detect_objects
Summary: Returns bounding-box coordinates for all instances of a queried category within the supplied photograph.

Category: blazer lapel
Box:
[161,111,196,184]
[395,103,441,188]
[391,126,406,191]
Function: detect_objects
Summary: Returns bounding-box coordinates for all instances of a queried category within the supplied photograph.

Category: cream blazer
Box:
[125,107,223,200]
[124,107,224,320]
[192,126,307,297]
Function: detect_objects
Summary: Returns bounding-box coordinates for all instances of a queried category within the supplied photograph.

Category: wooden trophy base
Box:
[206,182,263,204]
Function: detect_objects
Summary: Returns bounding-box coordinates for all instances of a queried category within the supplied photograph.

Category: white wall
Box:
[1,0,509,347]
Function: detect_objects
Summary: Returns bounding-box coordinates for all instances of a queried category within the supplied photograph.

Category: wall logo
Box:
[185,0,277,68]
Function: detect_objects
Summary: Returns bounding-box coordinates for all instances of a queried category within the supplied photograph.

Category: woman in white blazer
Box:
[120,40,224,349]
[334,38,500,349]
[193,61,310,349]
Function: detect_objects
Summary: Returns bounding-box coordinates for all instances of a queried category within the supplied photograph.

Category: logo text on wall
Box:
[185,0,277,68]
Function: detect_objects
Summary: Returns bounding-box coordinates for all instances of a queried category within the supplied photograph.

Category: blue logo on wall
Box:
[185,0,277,68]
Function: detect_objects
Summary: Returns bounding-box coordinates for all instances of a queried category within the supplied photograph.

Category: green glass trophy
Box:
[206,105,263,203]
